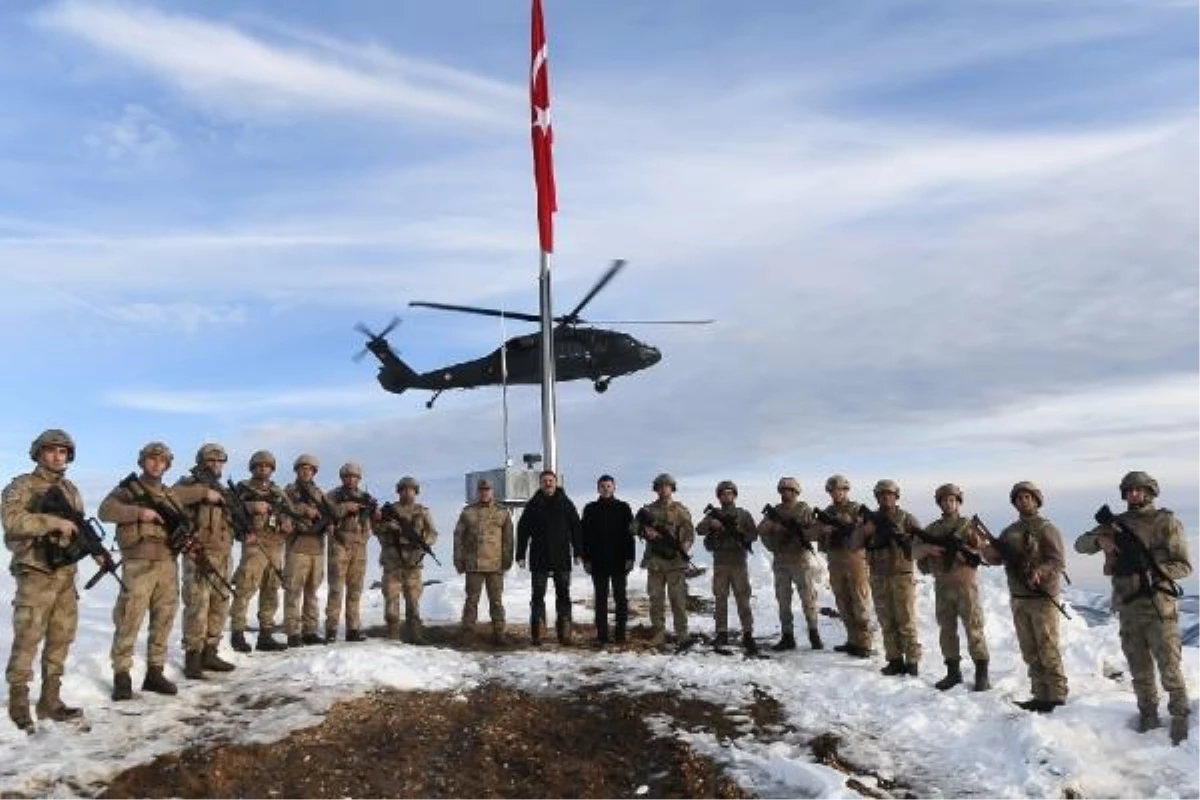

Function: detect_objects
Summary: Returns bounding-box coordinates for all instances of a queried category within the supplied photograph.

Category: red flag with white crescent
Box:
[531,0,556,253]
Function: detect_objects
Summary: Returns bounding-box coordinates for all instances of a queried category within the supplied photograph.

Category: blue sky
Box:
[0,0,1195,589]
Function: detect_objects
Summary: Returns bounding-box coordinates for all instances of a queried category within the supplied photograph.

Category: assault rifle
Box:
[814,506,864,547]
[380,502,441,566]
[634,508,696,568]
[761,503,815,554]
[37,484,126,592]
[118,473,235,598]
[913,523,982,569]
[292,481,336,537]
[860,508,914,560]
[971,515,1070,619]
[229,482,290,584]
[189,467,254,541]
[703,504,752,552]
[1094,504,1183,606]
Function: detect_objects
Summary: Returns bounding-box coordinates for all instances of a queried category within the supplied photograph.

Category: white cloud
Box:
[104,385,390,415]
[84,103,176,162]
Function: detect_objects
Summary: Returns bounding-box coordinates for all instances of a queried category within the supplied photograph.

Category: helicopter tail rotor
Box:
[352,316,401,362]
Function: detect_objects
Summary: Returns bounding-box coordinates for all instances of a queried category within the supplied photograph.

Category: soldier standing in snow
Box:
[2,429,87,731]
[1074,471,1191,744]
[918,483,989,692]
[758,477,823,651]
[980,481,1069,713]
[325,462,378,643]
[453,478,515,645]
[283,454,329,647]
[817,475,873,658]
[862,479,923,677]
[376,476,438,642]
[698,480,758,654]
[229,450,293,653]
[631,473,695,651]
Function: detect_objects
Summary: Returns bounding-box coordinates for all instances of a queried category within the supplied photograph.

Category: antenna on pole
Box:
[500,312,512,467]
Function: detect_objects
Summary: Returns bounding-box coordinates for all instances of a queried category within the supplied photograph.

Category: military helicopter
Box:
[354,260,713,408]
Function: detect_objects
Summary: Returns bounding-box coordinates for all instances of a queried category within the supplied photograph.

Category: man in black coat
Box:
[580,474,635,645]
[517,471,583,645]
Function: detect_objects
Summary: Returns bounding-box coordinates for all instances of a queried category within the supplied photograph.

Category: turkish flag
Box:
[531,0,556,253]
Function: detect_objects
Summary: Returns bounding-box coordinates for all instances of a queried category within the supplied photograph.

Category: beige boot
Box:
[35,675,82,722]
[410,620,427,645]
[1170,715,1189,746]
[8,684,32,732]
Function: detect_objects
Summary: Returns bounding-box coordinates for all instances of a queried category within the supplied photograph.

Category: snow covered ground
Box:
[0,542,1196,799]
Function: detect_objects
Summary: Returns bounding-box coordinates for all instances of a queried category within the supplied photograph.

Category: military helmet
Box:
[339,462,363,479]
[873,479,900,498]
[29,429,76,463]
[396,475,420,493]
[249,450,277,470]
[824,474,850,493]
[715,479,738,496]
[935,483,963,504]
[777,477,801,493]
[293,453,320,472]
[1009,480,1043,507]
[1119,471,1159,498]
[195,443,228,465]
[652,472,677,491]
[137,441,174,469]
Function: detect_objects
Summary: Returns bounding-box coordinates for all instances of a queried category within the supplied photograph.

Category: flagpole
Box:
[531,0,558,475]
[538,250,557,473]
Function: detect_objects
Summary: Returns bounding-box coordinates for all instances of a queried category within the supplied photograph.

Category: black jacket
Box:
[516,489,583,572]
[580,496,635,574]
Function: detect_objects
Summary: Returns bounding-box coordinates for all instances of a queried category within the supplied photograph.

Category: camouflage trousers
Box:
[111,558,179,673]
[5,565,78,688]
[462,572,505,629]
[325,541,368,634]
[870,572,921,663]
[828,549,872,649]
[383,564,425,625]
[181,552,232,652]
[712,562,753,635]
[284,550,325,637]
[1120,594,1189,719]
[647,567,689,639]
[230,539,283,632]
[934,579,988,662]
[772,555,818,635]
[1011,595,1068,703]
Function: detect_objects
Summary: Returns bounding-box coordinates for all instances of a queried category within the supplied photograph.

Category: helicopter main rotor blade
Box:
[560,259,626,325]
[408,301,542,324]
[583,319,716,325]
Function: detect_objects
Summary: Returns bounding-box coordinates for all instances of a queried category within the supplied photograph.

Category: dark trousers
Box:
[591,570,628,642]
[530,570,572,627]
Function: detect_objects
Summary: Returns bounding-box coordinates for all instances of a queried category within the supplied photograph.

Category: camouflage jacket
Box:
[917,514,983,587]
[818,501,868,555]
[758,501,817,562]
[864,507,922,577]
[173,472,234,557]
[1,467,85,575]
[631,499,695,572]
[235,479,295,547]
[1075,502,1192,612]
[285,481,330,556]
[377,501,438,569]
[984,513,1066,598]
[326,486,377,552]
[98,477,180,562]
[698,505,757,566]
[453,501,513,573]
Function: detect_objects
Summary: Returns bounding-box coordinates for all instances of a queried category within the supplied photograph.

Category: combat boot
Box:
[833,643,851,653]
[112,671,133,702]
[808,628,824,650]
[556,617,571,645]
[1135,711,1162,733]
[1170,715,1188,745]
[325,628,338,645]
[972,660,990,692]
[742,632,758,656]
[8,685,33,732]
[230,631,251,653]
[846,644,872,659]
[648,628,665,648]
[387,621,402,641]
[142,666,178,696]
[36,675,82,722]
[301,633,324,646]
[255,631,287,652]
[491,624,507,647]
[614,618,627,644]
[904,660,919,677]
[713,632,729,648]
[202,645,236,672]
[529,619,542,646]
[880,658,906,676]
[183,650,206,680]
[771,632,796,652]
[287,635,302,648]
[935,659,962,691]
[347,629,367,642]
[410,621,427,645]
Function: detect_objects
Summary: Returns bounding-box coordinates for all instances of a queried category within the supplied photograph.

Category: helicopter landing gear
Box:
[425,389,444,409]
[593,378,611,394]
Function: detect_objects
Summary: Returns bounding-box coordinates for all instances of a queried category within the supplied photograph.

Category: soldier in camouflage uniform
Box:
[229,450,293,653]
[980,481,1068,713]
[697,480,758,654]
[453,478,514,645]
[630,473,695,651]
[325,462,378,643]
[1074,471,1192,745]
[817,475,873,658]
[2,429,87,731]
[918,483,989,692]
[862,479,923,677]
[758,477,823,651]
[284,454,329,647]
[99,442,183,701]
[172,443,237,680]
[376,476,438,642]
